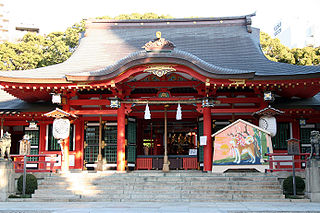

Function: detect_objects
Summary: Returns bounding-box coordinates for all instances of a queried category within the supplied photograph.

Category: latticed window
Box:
[104,125,117,163]
[47,124,74,151]
[104,125,117,145]
[272,122,290,150]
[24,129,39,161]
[84,126,99,163]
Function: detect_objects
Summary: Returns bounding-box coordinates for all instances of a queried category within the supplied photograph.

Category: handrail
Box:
[11,154,58,173]
[265,153,310,172]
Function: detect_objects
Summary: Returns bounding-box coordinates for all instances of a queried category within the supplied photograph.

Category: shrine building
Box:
[1,14,320,172]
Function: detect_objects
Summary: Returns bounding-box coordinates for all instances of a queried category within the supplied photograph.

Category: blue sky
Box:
[5,0,320,35]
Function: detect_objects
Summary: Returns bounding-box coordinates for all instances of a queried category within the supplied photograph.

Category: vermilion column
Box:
[61,137,70,172]
[39,123,46,170]
[117,104,126,171]
[203,107,212,171]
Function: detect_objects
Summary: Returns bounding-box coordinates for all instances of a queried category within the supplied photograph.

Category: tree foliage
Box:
[260,31,320,66]
[96,12,173,20]
[0,20,85,71]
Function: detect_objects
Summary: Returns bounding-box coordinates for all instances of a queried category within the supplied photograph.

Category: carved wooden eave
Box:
[44,108,77,119]
[252,105,284,117]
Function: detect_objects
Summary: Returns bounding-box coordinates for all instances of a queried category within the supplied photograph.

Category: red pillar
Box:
[62,101,70,172]
[61,137,70,172]
[203,107,212,171]
[117,104,126,171]
[38,123,46,170]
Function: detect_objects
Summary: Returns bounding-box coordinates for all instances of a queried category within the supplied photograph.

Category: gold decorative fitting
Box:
[84,141,88,149]
[229,79,246,86]
[101,141,106,149]
[142,34,175,51]
[144,65,176,77]
[111,80,116,88]
[156,31,161,38]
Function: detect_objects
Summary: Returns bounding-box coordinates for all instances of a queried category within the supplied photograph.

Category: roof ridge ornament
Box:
[144,64,176,77]
[142,31,175,52]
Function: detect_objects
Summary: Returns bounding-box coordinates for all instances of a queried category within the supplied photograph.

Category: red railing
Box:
[11,154,58,173]
[136,158,153,170]
[265,153,310,172]
[183,158,198,170]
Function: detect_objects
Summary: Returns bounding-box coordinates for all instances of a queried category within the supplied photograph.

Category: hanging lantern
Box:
[259,115,277,137]
[28,120,38,129]
[110,99,120,108]
[51,93,61,104]
[144,103,151,120]
[176,103,182,120]
[263,91,274,102]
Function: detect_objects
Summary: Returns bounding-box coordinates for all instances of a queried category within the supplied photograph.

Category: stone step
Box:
[37,183,281,191]
[45,175,279,181]
[26,172,286,202]
[34,188,283,196]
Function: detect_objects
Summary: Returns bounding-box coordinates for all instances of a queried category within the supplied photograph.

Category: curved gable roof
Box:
[1,14,320,83]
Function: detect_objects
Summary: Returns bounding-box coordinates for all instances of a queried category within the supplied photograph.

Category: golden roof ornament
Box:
[143,31,175,52]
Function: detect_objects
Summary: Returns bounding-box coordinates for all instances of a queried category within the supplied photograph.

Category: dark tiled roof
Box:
[0,89,55,112]
[1,15,320,82]
[274,92,320,109]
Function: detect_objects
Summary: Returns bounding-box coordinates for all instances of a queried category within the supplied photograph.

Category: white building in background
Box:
[0,0,39,43]
[273,16,320,48]
[0,0,10,42]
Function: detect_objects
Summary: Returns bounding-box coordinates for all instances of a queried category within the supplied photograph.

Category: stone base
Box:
[212,164,269,173]
[0,160,14,201]
[305,159,320,202]
[306,192,320,202]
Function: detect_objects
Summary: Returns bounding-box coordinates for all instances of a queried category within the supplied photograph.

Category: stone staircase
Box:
[24,171,287,202]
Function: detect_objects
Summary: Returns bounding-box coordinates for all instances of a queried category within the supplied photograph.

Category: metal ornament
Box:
[51,93,61,104]
[202,98,214,108]
[110,99,120,108]
[143,65,176,77]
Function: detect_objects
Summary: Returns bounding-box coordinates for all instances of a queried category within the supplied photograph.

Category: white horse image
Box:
[0,132,11,159]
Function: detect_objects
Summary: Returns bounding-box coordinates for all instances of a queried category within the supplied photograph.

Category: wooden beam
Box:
[70,110,117,115]
[126,81,200,88]
[217,97,262,104]
[211,108,259,114]
[69,99,111,106]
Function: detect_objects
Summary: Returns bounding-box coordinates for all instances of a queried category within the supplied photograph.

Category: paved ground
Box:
[0,201,320,213]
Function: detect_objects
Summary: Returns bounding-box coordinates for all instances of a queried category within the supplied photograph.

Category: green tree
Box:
[291,46,320,66]
[260,31,295,64]
[97,12,173,20]
[260,31,320,66]
[0,21,85,71]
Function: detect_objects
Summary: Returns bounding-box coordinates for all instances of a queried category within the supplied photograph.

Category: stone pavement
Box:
[0,201,320,212]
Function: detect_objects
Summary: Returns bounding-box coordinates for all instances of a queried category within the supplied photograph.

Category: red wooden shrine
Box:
[1,14,320,172]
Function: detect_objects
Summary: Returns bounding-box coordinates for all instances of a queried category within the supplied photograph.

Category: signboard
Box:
[200,136,207,146]
[189,149,197,155]
[53,118,70,139]
[287,139,300,155]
